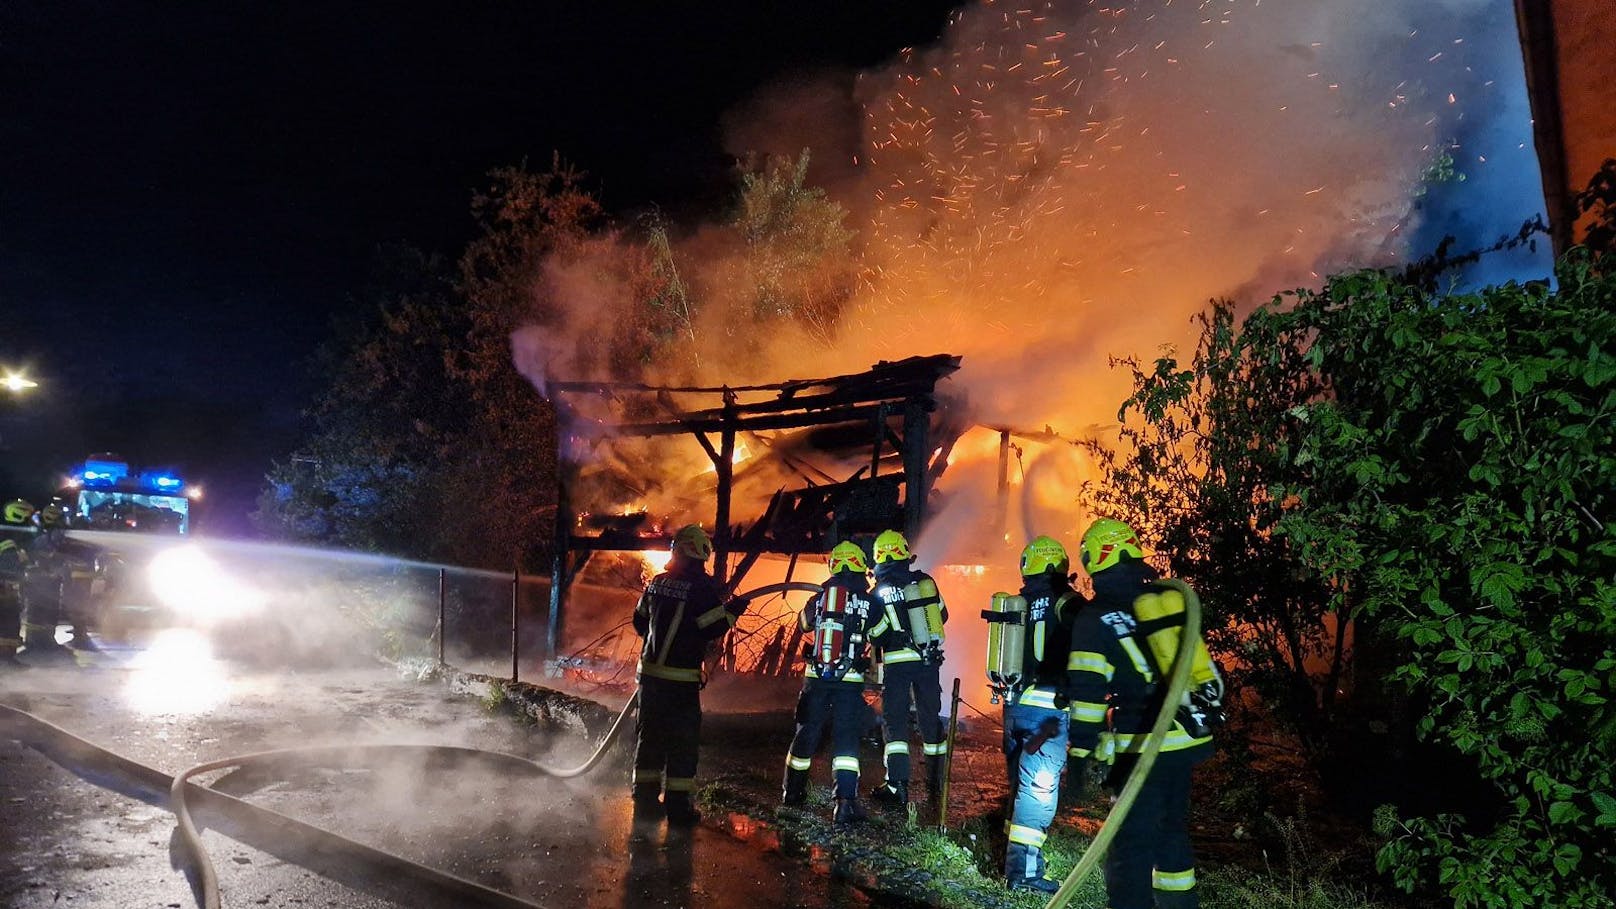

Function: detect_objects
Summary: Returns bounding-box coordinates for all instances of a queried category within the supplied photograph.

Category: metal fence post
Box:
[511,569,520,684]
[437,568,446,669]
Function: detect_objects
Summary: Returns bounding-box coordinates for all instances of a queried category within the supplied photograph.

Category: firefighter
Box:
[631,524,747,826]
[0,499,37,668]
[782,540,886,824]
[1067,519,1221,909]
[1001,535,1088,892]
[868,528,949,808]
[41,502,102,653]
[19,502,71,662]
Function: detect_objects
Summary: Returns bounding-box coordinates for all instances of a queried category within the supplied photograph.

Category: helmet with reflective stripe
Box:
[827,541,869,575]
[38,502,66,528]
[3,499,35,525]
[671,524,712,561]
[1079,518,1144,574]
[1020,535,1069,576]
[872,529,911,564]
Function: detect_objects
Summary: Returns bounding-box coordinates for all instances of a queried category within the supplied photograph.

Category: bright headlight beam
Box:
[147,546,264,622]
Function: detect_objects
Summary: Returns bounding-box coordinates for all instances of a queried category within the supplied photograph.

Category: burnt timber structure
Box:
[543,354,962,666]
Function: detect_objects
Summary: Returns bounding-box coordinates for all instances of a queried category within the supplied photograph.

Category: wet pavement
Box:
[0,640,867,909]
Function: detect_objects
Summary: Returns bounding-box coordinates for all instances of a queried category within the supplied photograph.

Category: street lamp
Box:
[2,372,39,393]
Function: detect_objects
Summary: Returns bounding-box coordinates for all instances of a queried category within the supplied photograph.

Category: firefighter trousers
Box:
[633,676,702,801]
[1104,748,1202,909]
[20,571,63,651]
[1003,701,1069,880]
[879,660,946,785]
[786,676,866,799]
[0,590,21,654]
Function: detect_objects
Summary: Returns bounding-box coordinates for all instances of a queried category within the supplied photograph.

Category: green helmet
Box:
[1020,535,1069,576]
[671,524,712,561]
[1079,519,1144,574]
[3,499,35,525]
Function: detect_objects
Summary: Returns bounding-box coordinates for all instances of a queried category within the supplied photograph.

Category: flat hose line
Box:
[169,682,650,909]
[1043,577,1203,909]
[4,582,801,908]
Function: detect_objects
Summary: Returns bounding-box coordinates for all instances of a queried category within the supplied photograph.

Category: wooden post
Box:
[938,676,962,830]
[902,399,930,540]
[996,429,1011,542]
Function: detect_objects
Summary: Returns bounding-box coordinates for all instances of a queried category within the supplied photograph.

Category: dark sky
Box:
[0,1,959,532]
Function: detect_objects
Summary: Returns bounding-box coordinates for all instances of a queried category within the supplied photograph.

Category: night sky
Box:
[0,1,959,532]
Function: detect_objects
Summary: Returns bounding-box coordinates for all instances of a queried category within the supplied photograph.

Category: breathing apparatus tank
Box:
[1134,584,1225,736]
[982,592,1027,704]
[809,585,861,681]
[901,578,945,663]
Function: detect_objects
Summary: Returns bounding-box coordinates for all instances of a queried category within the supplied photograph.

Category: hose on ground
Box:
[0,704,548,909]
[172,579,805,908]
[1043,577,1203,909]
[170,689,641,909]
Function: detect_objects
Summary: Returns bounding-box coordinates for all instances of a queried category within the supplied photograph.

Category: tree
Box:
[1083,305,1349,754]
[731,150,856,345]
[1092,250,1616,905]
[255,245,474,560]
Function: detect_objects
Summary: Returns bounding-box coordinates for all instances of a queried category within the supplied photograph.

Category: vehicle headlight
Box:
[147,546,264,622]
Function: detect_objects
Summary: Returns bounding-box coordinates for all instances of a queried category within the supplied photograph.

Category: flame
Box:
[639,549,673,575]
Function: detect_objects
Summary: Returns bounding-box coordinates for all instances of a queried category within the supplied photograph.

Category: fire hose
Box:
[4,583,812,908]
[172,583,814,909]
[1042,577,1202,909]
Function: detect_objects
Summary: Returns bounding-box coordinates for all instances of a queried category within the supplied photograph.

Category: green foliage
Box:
[1095,253,1616,905]
[1083,303,1349,751]
[733,150,856,343]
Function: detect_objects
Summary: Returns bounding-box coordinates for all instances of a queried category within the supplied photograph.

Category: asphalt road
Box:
[0,638,863,909]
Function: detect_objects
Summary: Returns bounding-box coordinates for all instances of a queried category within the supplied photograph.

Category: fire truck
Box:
[62,454,194,534]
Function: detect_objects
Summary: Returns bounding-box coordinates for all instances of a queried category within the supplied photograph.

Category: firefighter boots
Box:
[1007,844,1061,893]
[631,783,663,819]
[664,792,701,828]
[782,768,809,807]
[833,797,868,826]
[870,780,908,808]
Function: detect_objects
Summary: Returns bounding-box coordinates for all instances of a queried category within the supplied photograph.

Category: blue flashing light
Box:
[152,476,182,489]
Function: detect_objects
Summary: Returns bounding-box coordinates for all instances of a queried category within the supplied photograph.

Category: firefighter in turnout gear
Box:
[19,502,72,661]
[1067,519,1223,909]
[632,524,747,826]
[868,528,949,807]
[996,535,1088,893]
[21,502,100,661]
[782,541,887,824]
[1,499,37,668]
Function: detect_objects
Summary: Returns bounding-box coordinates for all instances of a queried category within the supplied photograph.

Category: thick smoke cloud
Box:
[512,0,1547,571]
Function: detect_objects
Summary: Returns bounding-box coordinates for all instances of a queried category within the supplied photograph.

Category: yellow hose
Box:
[1043,577,1202,909]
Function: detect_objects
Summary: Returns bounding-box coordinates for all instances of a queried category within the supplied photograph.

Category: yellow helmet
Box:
[39,502,67,528]
[1079,518,1144,574]
[872,529,911,564]
[1020,535,1069,576]
[3,499,35,525]
[827,541,869,575]
[671,524,712,561]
